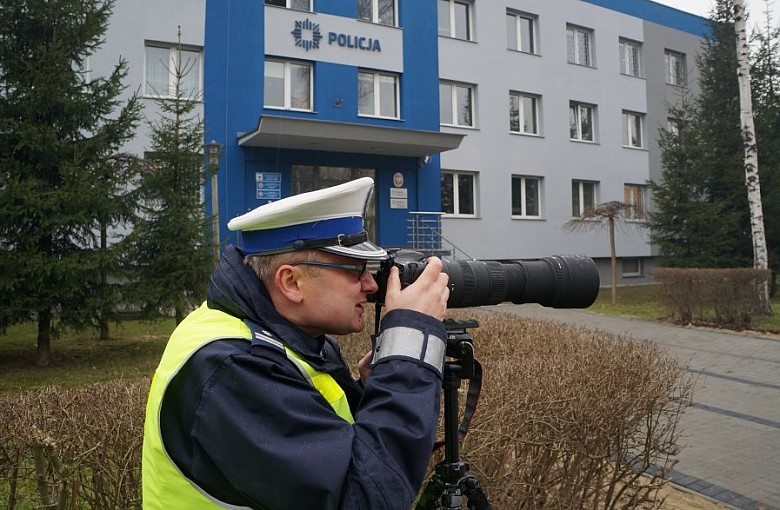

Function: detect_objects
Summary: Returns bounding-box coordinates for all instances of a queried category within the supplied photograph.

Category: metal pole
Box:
[211,168,220,264]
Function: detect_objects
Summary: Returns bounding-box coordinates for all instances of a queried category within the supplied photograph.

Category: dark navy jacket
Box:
[160,246,446,509]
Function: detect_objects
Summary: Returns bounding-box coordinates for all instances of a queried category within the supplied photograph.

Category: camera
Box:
[370,249,600,309]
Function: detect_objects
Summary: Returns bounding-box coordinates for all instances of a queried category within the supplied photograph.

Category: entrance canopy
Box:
[238,115,464,158]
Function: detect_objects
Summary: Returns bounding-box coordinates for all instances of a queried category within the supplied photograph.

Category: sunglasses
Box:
[292,260,369,281]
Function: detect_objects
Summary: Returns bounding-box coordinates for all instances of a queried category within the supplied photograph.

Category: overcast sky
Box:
[652,0,778,30]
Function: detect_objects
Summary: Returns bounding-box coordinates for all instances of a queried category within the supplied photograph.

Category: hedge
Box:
[1,311,693,509]
[654,267,771,329]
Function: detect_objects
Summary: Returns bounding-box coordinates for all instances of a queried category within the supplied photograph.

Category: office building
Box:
[97,0,707,284]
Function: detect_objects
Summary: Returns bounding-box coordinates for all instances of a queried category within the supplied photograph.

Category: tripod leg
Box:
[462,476,492,510]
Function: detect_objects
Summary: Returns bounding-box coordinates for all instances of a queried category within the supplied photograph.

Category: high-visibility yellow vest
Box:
[142,303,354,509]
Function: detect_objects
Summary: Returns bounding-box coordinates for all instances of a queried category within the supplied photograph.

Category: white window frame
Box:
[569,101,596,142]
[265,0,311,9]
[507,11,538,54]
[566,24,594,67]
[619,38,642,77]
[144,43,203,99]
[509,91,540,135]
[441,171,477,217]
[572,180,598,217]
[667,117,681,137]
[511,175,542,218]
[440,81,474,127]
[624,183,647,221]
[622,110,644,148]
[75,54,92,83]
[358,70,399,119]
[665,49,686,86]
[358,0,397,26]
[264,59,313,111]
[438,0,473,41]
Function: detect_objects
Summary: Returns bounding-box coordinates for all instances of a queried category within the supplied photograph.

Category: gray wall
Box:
[92,0,205,156]
[438,0,703,285]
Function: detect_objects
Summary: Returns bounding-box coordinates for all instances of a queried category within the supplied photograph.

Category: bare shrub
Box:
[0,380,148,509]
[342,309,694,509]
[653,268,771,329]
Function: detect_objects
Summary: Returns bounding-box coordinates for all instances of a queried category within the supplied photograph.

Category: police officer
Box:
[142,177,450,509]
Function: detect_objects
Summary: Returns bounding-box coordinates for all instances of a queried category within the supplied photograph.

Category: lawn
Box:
[0,319,175,394]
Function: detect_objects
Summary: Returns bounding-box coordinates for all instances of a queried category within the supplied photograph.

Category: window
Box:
[622,258,643,277]
[566,25,594,66]
[619,38,641,77]
[265,0,311,9]
[358,70,399,118]
[509,92,540,135]
[511,176,541,217]
[144,43,202,99]
[622,111,644,148]
[507,11,538,54]
[569,101,595,142]
[440,81,474,127]
[572,180,597,217]
[75,54,92,83]
[441,171,476,216]
[665,50,686,86]
[438,0,473,41]
[264,59,312,110]
[666,117,682,137]
[358,0,396,26]
[624,184,646,221]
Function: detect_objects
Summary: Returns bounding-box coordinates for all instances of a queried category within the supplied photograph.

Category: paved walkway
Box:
[484,303,780,510]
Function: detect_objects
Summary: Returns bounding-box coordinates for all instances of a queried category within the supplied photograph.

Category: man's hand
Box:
[357,351,372,384]
[383,257,449,320]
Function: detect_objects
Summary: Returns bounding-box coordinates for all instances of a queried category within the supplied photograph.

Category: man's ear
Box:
[274,265,304,304]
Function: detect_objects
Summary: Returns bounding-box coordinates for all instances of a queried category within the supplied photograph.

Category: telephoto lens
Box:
[371,250,600,309]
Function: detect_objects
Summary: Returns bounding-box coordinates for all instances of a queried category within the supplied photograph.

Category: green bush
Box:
[1,311,693,509]
[653,268,771,328]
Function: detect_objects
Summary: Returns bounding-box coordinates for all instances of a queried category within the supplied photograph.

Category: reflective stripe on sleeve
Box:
[372,327,446,375]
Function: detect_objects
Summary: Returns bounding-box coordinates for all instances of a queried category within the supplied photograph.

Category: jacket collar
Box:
[207,245,364,411]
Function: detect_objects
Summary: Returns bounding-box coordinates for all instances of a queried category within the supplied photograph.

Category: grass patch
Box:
[589,284,667,320]
[591,284,780,333]
[0,319,175,395]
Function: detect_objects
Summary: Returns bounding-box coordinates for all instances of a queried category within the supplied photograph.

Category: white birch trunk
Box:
[733,0,771,313]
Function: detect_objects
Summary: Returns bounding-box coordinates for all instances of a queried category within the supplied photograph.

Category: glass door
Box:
[291,166,378,243]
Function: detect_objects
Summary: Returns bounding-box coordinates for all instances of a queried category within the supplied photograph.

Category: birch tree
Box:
[733,0,771,313]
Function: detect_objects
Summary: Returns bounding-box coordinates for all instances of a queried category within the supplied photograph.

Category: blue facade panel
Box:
[205,0,446,251]
[581,0,709,36]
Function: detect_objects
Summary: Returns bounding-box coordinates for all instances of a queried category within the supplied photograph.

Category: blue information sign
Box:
[256,172,282,200]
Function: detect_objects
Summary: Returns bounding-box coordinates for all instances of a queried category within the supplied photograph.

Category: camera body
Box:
[371,249,600,309]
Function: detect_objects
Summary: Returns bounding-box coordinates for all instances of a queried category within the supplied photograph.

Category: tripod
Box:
[416,319,492,510]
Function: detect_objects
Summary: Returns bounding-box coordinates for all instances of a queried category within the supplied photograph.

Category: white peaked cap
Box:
[227,177,387,260]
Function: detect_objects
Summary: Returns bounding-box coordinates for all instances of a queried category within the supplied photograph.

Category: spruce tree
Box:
[124,34,212,324]
[650,0,754,269]
[0,0,141,366]
[648,97,732,266]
